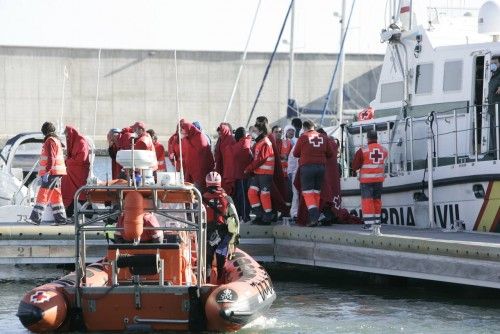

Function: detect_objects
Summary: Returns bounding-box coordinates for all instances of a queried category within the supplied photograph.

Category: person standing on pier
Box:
[352,130,388,232]
[245,122,275,224]
[61,125,90,218]
[26,122,69,226]
[293,121,333,226]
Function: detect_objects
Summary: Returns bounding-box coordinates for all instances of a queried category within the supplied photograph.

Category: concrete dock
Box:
[1,223,500,289]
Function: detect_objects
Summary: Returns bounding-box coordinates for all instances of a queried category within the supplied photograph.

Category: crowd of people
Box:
[26,114,382,230]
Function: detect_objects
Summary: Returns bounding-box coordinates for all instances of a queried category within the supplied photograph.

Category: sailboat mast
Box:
[288,0,295,102]
[337,0,346,125]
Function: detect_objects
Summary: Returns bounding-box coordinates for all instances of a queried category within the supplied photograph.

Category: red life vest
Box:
[359,143,388,183]
[39,137,67,176]
[253,137,275,175]
[203,191,229,225]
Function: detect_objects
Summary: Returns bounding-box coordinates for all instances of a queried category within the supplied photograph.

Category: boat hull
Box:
[341,162,500,232]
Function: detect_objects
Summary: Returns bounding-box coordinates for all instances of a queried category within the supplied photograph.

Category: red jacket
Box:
[167,132,181,171]
[118,127,134,150]
[61,126,90,207]
[153,141,167,171]
[293,130,333,166]
[231,136,253,180]
[214,123,236,180]
[180,120,215,189]
[133,132,155,151]
[245,135,274,174]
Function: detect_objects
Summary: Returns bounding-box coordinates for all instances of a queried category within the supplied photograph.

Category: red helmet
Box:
[205,171,221,187]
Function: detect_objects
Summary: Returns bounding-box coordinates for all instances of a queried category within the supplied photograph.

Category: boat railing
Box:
[72,183,207,309]
[342,103,499,177]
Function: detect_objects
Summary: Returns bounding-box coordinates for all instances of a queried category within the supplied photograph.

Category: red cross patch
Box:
[309,135,324,147]
[30,291,51,304]
[370,148,383,164]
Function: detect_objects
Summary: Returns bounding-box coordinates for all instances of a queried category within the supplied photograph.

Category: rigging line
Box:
[59,65,69,133]
[245,0,295,128]
[224,0,262,122]
[93,49,102,142]
[174,50,185,183]
[319,0,357,126]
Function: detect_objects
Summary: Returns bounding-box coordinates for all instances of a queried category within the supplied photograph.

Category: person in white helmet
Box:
[202,171,240,284]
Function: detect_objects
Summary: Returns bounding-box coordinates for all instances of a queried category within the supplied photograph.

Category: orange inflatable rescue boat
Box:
[17,181,275,332]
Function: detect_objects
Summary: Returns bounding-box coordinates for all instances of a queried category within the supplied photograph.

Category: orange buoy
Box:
[17,287,68,333]
[123,191,144,241]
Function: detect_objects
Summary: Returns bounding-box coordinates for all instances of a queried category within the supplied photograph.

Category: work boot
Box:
[362,224,373,231]
[250,206,264,225]
[307,207,320,227]
[23,218,40,226]
[261,212,274,225]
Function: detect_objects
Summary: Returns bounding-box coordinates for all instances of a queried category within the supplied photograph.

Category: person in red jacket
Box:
[132,121,155,152]
[107,128,122,179]
[26,122,69,226]
[293,120,333,226]
[147,129,166,171]
[118,126,134,150]
[214,123,236,195]
[352,129,388,232]
[245,122,275,224]
[167,128,181,172]
[256,116,289,218]
[179,119,215,191]
[202,171,240,284]
[231,127,253,222]
[61,125,90,218]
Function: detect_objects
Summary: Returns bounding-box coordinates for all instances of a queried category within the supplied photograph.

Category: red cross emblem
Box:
[309,135,324,147]
[370,148,383,163]
[30,291,51,304]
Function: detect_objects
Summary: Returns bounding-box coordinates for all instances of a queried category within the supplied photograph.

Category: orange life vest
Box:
[39,137,67,176]
[359,143,387,183]
[254,137,275,175]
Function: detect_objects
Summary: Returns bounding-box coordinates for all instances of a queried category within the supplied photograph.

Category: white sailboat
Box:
[339,0,500,232]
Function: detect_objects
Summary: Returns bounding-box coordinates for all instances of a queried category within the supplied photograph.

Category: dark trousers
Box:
[234,178,250,221]
[489,104,498,153]
[300,164,325,222]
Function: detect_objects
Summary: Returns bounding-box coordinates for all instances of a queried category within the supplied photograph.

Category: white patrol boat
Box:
[339,1,500,232]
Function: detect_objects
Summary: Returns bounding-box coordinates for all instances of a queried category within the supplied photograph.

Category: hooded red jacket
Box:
[180,120,215,189]
[167,130,181,172]
[153,141,167,171]
[214,123,236,193]
[231,136,253,180]
[133,132,155,151]
[118,127,134,150]
[61,126,90,207]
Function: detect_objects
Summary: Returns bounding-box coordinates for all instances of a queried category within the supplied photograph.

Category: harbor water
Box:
[1,265,500,333]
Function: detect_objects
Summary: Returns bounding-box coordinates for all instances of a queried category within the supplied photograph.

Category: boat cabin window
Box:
[415,63,433,94]
[380,81,404,103]
[443,60,463,92]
